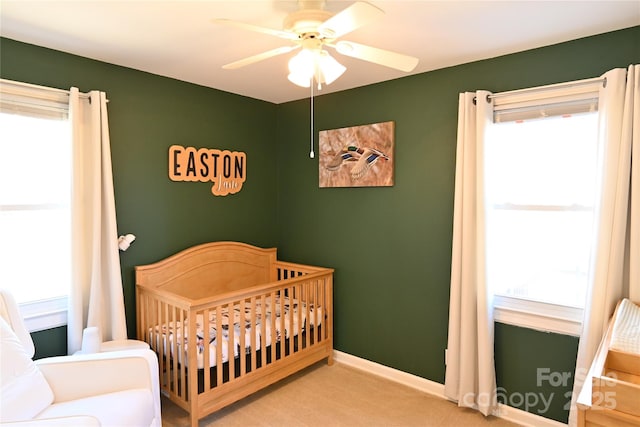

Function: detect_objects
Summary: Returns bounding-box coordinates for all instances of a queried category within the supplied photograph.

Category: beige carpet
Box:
[161,361,520,427]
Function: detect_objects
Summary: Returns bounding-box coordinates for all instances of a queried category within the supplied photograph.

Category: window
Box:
[0,80,71,331]
[484,83,601,335]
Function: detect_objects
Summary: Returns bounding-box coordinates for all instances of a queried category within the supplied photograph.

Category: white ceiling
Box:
[1,1,639,104]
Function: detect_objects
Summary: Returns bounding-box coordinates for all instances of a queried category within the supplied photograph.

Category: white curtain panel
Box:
[628,65,640,303]
[444,91,498,417]
[67,88,127,354]
[569,65,639,426]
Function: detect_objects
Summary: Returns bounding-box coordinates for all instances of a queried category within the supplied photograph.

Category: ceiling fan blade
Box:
[213,18,299,41]
[317,2,384,39]
[334,41,419,72]
[222,45,300,70]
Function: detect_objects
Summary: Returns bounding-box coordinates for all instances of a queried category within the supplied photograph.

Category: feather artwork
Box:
[319,121,394,187]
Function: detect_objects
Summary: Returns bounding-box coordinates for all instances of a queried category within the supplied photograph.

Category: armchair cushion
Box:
[35,349,161,426]
[0,318,54,422]
[36,388,154,426]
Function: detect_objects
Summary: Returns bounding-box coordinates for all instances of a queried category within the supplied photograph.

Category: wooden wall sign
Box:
[168,145,246,196]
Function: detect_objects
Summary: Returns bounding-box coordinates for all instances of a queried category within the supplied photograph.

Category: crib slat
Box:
[287,286,293,355]
[163,300,171,395]
[249,297,256,373]
[316,278,321,341]
[295,284,302,352]
[309,280,316,344]
[328,274,334,359]
[279,290,286,358]
[155,300,163,388]
[270,291,277,363]
[159,309,164,397]
[164,302,172,395]
[304,280,312,348]
[215,306,223,386]
[317,280,323,342]
[202,308,210,391]
[173,306,179,397]
[239,299,246,377]
[187,308,199,414]
[260,294,267,368]
[228,302,235,382]
[171,306,177,397]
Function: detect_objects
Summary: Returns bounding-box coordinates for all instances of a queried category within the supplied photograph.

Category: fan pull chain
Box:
[309,78,315,158]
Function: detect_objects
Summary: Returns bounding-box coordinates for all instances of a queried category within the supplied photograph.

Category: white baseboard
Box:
[333,350,445,397]
[332,350,567,427]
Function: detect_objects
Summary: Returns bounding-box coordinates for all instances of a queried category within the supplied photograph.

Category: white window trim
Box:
[493,295,583,336]
[18,296,68,332]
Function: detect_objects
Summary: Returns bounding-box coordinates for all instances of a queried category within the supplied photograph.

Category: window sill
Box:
[19,296,67,332]
[493,295,582,337]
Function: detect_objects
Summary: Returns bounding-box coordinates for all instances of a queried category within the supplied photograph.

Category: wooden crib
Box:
[135,241,334,427]
[577,299,640,427]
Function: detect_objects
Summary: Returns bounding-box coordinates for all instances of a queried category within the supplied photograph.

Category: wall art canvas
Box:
[319,121,394,188]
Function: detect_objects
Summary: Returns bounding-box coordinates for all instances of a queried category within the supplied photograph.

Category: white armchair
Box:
[0,290,161,426]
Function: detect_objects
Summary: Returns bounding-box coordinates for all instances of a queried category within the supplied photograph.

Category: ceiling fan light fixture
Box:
[287,49,314,87]
[287,71,312,87]
[288,48,314,73]
[287,49,346,88]
[315,50,346,85]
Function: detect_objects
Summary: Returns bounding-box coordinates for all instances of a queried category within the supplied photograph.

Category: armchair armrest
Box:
[35,349,161,424]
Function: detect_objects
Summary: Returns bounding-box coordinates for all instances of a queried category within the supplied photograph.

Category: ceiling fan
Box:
[213,1,419,88]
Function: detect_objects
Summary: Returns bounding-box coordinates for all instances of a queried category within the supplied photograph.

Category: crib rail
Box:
[136,262,333,421]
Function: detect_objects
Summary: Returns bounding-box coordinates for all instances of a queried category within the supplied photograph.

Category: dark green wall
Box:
[2,26,639,423]
[495,323,579,423]
[274,26,639,423]
[31,326,67,359]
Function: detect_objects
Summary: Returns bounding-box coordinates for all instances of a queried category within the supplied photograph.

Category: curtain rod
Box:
[0,78,94,100]
[491,76,606,100]
[474,76,606,104]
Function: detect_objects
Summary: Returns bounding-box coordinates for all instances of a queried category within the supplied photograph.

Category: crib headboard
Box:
[135,241,277,301]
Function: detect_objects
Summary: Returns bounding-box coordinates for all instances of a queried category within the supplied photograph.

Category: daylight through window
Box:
[485,112,599,309]
[0,80,71,330]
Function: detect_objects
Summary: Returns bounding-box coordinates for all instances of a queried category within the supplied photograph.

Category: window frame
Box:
[485,77,603,335]
[0,78,74,332]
